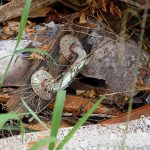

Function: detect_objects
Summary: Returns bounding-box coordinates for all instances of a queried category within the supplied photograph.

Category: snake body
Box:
[31,34,87,100]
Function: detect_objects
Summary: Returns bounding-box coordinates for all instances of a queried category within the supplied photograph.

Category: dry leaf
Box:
[2,21,19,36]
[143,43,148,51]
[84,90,96,98]
[76,90,96,98]
[76,90,85,96]
[96,12,103,22]
[145,39,150,49]
[49,95,121,115]
[0,93,10,103]
[79,12,87,24]
[45,10,60,23]
[99,0,107,12]
[110,2,122,18]
[29,45,48,60]
[0,93,10,99]
[29,53,44,60]
[29,6,51,18]
[2,27,15,36]
[86,0,92,5]
[0,34,9,40]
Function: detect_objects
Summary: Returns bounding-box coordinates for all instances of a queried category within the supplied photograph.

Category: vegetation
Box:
[0,0,149,149]
[0,1,105,149]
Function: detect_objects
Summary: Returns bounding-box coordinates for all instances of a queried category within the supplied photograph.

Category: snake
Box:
[31,34,87,100]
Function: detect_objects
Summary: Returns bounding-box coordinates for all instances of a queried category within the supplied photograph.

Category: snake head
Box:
[60,34,82,62]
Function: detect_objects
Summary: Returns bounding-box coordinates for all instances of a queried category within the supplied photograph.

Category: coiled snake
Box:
[31,34,87,100]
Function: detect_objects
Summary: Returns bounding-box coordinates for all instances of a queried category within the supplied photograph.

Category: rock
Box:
[0,40,32,85]
[0,23,60,86]
[82,31,150,96]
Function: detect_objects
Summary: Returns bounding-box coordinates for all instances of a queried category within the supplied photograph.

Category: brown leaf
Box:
[2,21,19,36]
[110,2,122,18]
[2,27,16,36]
[86,0,92,5]
[99,0,107,12]
[79,12,87,24]
[29,45,48,60]
[77,90,96,98]
[29,53,44,60]
[45,10,60,23]
[100,105,150,124]
[0,94,10,103]
[29,6,51,18]
[49,95,121,115]
[0,34,9,40]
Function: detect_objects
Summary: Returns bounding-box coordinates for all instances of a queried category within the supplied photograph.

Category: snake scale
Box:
[31,34,87,100]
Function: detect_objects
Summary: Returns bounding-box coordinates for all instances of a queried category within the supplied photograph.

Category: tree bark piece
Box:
[81,30,150,96]
[49,95,121,116]
[0,0,56,23]
[100,104,150,124]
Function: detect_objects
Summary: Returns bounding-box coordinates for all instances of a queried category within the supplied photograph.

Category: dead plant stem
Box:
[121,0,149,149]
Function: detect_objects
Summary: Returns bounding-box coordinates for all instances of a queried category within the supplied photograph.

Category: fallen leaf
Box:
[29,53,44,60]
[49,95,121,115]
[45,10,60,23]
[99,0,107,12]
[0,93,10,103]
[79,12,87,24]
[29,6,51,18]
[29,45,48,60]
[84,90,96,98]
[110,2,122,18]
[2,21,19,36]
[76,90,85,96]
[2,27,15,36]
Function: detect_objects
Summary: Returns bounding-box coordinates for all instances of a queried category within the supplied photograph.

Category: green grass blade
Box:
[19,119,25,138]
[29,137,57,150]
[1,126,21,131]
[15,0,32,49]
[49,90,66,150]
[0,112,20,129]
[0,55,13,61]
[22,99,49,130]
[56,96,105,150]
[16,48,55,62]
[0,112,25,137]
[1,126,37,132]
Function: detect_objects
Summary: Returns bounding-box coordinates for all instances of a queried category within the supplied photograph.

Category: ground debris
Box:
[0,94,10,103]
[49,95,122,116]
[101,104,150,124]
[82,30,150,96]
[0,0,150,145]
